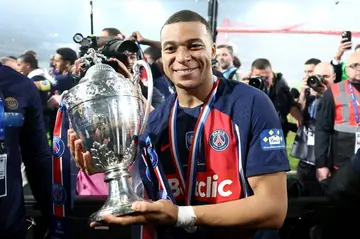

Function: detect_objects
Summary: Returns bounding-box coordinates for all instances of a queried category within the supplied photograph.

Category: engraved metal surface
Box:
[63,49,154,222]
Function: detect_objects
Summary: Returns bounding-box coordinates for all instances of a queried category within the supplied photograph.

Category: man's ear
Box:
[211,43,217,59]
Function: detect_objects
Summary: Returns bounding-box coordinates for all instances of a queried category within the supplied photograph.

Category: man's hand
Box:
[334,38,352,61]
[127,31,144,44]
[107,58,132,79]
[301,75,309,91]
[47,95,62,109]
[90,200,178,227]
[313,83,328,96]
[67,129,99,175]
[316,167,331,181]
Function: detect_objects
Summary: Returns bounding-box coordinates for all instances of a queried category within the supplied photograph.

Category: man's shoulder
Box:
[218,79,270,108]
[144,94,175,136]
[0,65,36,97]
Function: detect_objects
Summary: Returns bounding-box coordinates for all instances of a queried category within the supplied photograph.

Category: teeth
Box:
[176,69,194,73]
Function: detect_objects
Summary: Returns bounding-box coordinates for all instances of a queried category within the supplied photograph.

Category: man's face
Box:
[16,58,30,75]
[4,60,18,71]
[304,64,316,78]
[251,67,273,87]
[53,54,67,74]
[216,47,233,71]
[161,21,215,90]
[356,48,360,53]
[346,53,360,82]
[127,52,137,71]
[101,30,110,37]
[314,65,335,86]
[144,54,154,64]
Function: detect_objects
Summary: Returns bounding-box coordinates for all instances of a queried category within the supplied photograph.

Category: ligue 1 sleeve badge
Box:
[209,129,230,151]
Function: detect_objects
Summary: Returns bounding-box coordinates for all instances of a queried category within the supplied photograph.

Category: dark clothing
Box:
[330,60,343,84]
[52,73,76,94]
[0,63,52,237]
[138,78,290,239]
[315,82,360,169]
[31,75,50,133]
[268,73,297,138]
[296,161,316,182]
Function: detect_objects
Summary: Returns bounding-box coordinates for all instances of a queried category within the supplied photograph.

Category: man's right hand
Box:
[67,129,98,175]
[316,167,331,181]
[334,38,352,61]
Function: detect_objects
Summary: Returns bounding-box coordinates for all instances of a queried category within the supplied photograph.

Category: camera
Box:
[307,75,325,89]
[72,33,139,77]
[247,76,267,93]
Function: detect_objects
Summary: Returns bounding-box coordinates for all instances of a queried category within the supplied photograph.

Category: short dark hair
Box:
[18,54,38,69]
[144,47,162,61]
[162,10,212,40]
[217,44,234,56]
[304,58,321,65]
[102,28,121,37]
[24,50,37,58]
[251,58,272,70]
[233,56,241,68]
[56,48,77,65]
[355,44,360,51]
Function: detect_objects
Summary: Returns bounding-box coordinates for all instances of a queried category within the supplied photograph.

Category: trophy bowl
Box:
[63,54,153,223]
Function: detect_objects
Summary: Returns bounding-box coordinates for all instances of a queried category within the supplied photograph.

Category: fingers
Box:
[74,139,85,169]
[83,151,98,174]
[131,201,163,213]
[90,214,147,227]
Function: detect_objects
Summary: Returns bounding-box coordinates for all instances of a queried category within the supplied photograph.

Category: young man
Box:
[69,10,289,239]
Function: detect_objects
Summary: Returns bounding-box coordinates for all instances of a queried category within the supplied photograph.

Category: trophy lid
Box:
[63,63,140,111]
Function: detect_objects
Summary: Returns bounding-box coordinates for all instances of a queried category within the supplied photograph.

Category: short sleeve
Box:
[243,91,290,177]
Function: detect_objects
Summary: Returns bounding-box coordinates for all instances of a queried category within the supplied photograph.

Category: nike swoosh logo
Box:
[160,144,170,152]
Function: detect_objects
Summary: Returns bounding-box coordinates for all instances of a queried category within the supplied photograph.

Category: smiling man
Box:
[70,10,289,239]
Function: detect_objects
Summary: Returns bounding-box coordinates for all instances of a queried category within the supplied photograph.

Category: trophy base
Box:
[89,167,143,223]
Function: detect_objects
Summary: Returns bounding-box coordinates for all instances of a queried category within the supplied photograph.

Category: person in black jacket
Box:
[0,63,52,238]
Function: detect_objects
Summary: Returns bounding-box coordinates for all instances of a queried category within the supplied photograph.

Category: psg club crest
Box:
[53,136,65,158]
[185,131,194,150]
[209,129,229,152]
[52,183,67,206]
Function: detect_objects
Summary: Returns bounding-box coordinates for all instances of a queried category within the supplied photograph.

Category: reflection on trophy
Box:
[63,49,153,222]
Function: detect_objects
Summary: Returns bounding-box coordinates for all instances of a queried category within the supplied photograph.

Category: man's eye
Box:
[191,44,202,48]
[164,46,175,51]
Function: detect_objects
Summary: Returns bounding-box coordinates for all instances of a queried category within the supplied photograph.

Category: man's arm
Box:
[193,172,287,228]
[315,89,335,169]
[93,90,289,229]
[20,81,52,214]
[194,90,289,228]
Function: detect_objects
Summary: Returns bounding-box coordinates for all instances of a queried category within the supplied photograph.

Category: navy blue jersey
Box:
[0,63,52,236]
[136,78,290,239]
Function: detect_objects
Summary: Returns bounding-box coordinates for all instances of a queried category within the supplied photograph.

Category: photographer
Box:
[247,58,303,141]
[298,58,321,110]
[294,62,335,183]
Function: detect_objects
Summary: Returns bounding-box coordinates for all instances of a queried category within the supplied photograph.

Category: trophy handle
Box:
[132,60,153,135]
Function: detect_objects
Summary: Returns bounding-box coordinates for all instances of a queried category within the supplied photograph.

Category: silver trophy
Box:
[63,49,153,222]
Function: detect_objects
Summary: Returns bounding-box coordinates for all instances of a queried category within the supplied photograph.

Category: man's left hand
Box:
[90,200,178,227]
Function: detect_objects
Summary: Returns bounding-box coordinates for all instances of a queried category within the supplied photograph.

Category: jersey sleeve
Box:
[20,79,52,215]
[244,91,290,177]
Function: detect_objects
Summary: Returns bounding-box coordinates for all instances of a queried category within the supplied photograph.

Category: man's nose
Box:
[176,47,191,63]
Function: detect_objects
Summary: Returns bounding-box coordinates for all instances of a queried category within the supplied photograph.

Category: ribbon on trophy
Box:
[50,101,74,238]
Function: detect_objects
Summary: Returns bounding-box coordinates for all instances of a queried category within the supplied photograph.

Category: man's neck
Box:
[176,76,215,108]
[221,65,234,73]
